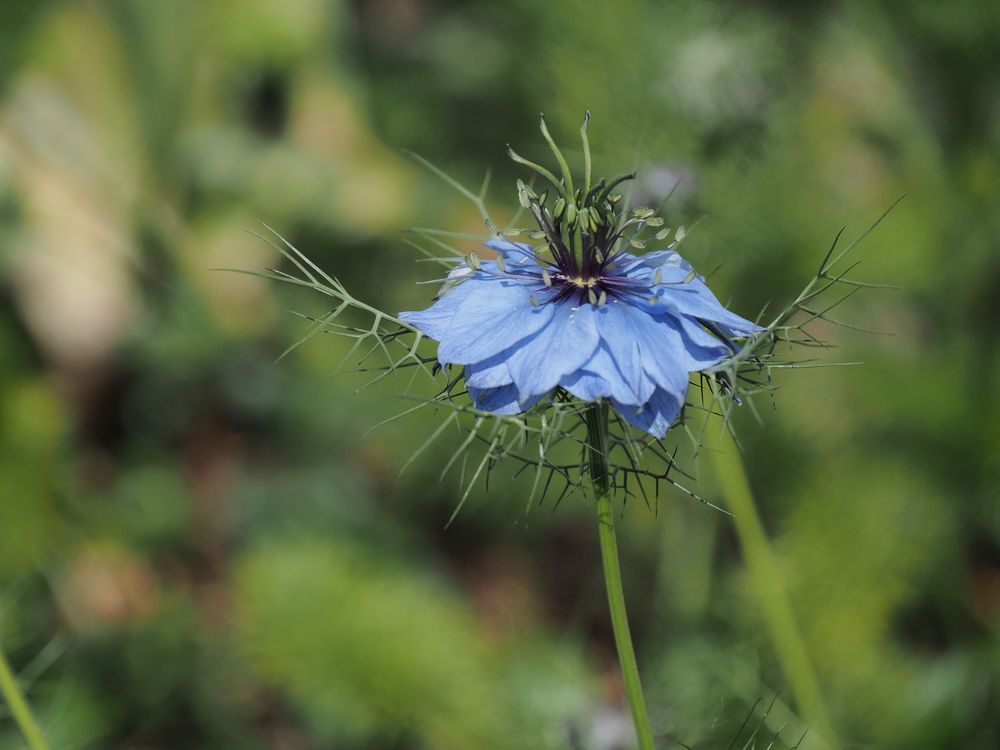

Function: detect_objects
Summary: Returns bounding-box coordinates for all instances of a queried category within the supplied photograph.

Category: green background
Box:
[0,1,998,748]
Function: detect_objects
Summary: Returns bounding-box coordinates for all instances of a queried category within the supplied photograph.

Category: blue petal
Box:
[399,277,478,341]
[468,383,543,415]
[619,249,762,335]
[593,301,663,404]
[618,249,694,285]
[437,278,554,364]
[464,353,513,389]
[596,300,710,400]
[484,239,539,268]
[504,302,599,398]
[649,282,761,334]
[673,314,735,359]
[612,387,683,438]
[560,343,649,405]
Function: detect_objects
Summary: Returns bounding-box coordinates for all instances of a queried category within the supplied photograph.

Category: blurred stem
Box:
[585,403,656,750]
[0,644,49,750]
[708,418,838,749]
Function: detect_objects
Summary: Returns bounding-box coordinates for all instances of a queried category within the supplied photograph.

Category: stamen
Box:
[465,252,481,271]
[565,203,578,227]
[516,179,534,208]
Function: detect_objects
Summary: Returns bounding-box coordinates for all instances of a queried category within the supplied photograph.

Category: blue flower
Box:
[400,114,761,437]
[401,237,759,438]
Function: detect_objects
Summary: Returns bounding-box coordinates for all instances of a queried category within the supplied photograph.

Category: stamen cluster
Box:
[489,113,684,307]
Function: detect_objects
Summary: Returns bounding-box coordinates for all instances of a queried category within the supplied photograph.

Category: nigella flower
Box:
[401,115,760,438]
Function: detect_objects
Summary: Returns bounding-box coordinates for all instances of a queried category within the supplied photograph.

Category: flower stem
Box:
[0,644,50,750]
[585,404,656,750]
[708,419,838,749]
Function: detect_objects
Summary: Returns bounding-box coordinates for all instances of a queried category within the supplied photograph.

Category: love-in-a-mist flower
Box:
[252,114,877,750]
[401,115,760,437]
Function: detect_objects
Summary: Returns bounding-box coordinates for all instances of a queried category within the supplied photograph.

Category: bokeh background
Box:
[1,1,998,748]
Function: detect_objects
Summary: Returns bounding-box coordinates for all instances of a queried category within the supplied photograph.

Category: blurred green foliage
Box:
[0,0,998,748]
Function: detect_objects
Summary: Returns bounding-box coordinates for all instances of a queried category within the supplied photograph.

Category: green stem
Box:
[0,644,49,750]
[708,419,838,749]
[586,404,656,750]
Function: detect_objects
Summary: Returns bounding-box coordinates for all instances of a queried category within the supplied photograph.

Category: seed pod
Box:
[577,207,589,230]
